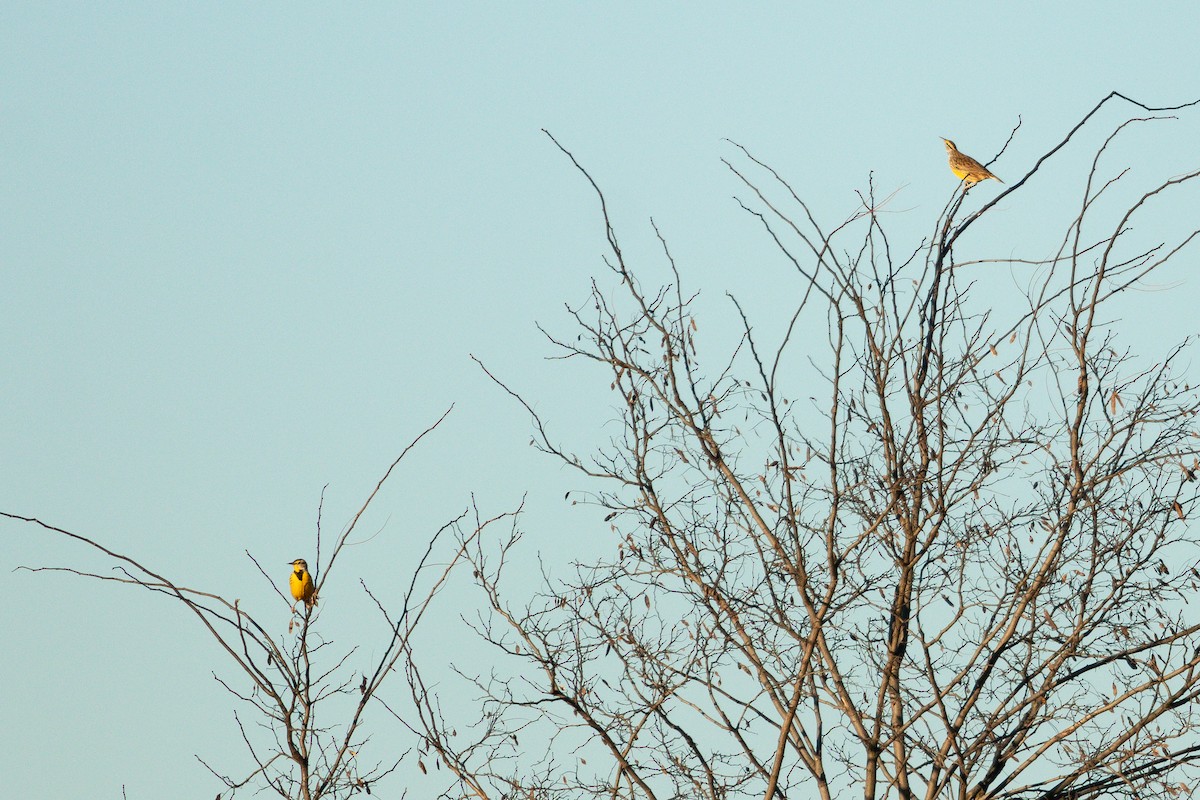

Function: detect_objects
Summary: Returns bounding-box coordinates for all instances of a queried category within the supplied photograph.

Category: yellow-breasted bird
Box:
[942,138,1003,185]
[289,558,317,610]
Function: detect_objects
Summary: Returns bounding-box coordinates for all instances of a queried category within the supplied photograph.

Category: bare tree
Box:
[8,408,516,800]
[412,92,1200,800]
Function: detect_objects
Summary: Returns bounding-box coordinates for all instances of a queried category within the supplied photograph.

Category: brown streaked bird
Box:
[942,138,1003,185]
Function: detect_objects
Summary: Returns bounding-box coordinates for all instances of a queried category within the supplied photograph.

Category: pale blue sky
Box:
[3,4,1199,796]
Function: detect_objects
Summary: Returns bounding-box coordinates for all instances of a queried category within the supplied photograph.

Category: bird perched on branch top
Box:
[942,138,1003,185]
[289,558,317,610]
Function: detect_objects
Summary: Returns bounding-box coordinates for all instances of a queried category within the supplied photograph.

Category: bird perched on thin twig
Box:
[941,138,1003,185]
[289,558,317,611]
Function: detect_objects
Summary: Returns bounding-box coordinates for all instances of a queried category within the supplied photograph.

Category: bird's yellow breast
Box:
[290,568,315,605]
